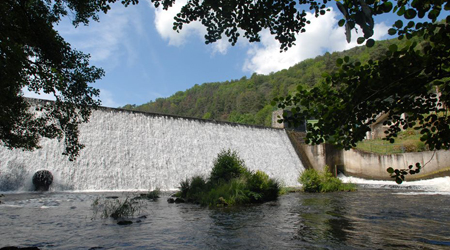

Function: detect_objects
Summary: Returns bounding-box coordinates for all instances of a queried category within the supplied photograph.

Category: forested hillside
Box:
[122,38,406,127]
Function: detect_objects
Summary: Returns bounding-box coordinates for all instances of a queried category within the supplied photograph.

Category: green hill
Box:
[122,38,407,127]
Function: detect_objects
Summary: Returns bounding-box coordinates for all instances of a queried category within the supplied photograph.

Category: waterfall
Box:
[0,106,304,191]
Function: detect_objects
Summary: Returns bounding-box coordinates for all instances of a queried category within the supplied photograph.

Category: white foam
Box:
[340,175,450,195]
[0,108,304,191]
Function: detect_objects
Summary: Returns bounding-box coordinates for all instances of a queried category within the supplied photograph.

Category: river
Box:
[1,179,449,249]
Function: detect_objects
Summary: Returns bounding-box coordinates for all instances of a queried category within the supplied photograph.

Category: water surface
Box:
[1,187,449,249]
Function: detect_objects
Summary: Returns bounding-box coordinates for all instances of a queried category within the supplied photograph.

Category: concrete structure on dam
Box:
[287,131,450,181]
[0,99,304,191]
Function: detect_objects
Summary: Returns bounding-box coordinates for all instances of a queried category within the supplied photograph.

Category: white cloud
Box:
[98,89,123,108]
[154,0,205,46]
[152,4,389,73]
[57,5,143,68]
[153,0,232,54]
[243,9,390,74]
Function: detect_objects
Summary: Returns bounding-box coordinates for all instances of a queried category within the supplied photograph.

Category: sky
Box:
[23,0,395,108]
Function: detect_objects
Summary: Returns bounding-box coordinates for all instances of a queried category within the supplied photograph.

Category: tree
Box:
[0,0,140,160]
[150,0,449,182]
[274,4,450,183]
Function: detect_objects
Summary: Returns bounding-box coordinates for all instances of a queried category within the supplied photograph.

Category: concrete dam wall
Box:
[0,102,304,191]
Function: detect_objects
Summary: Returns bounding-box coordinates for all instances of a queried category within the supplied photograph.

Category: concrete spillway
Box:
[0,104,304,191]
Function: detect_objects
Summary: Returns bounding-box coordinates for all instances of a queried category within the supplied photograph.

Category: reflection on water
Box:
[1,188,449,249]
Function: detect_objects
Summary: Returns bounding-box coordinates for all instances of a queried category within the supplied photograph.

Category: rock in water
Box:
[32,170,53,191]
[117,220,133,225]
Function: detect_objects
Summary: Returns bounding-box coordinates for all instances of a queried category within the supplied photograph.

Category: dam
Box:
[0,99,304,191]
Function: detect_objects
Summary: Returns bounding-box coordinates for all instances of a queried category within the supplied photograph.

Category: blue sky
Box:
[23,0,395,108]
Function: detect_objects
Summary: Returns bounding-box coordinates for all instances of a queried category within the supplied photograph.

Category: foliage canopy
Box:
[0,0,114,159]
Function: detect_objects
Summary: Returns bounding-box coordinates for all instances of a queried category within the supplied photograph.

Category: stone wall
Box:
[287,131,450,180]
[286,131,342,174]
[342,149,450,180]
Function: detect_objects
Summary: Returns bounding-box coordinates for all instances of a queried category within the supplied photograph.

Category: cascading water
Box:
[0,105,304,191]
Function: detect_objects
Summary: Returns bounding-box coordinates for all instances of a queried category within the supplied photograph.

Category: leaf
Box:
[357,37,365,44]
[428,9,440,21]
[366,39,375,47]
[336,1,348,18]
[394,20,403,28]
[387,167,394,174]
[345,22,352,43]
[395,177,403,184]
[336,58,344,66]
[405,9,417,19]
[388,28,397,36]
[338,19,346,27]
[383,2,393,12]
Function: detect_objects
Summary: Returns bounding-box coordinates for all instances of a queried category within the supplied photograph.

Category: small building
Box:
[272,110,307,131]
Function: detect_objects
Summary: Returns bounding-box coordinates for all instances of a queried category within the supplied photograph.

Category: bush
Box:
[298,166,356,193]
[176,149,281,207]
[186,176,208,202]
[298,168,322,193]
[205,177,250,206]
[247,170,280,202]
[210,149,249,184]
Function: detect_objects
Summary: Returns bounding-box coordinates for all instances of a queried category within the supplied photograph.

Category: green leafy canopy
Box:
[1,0,140,160]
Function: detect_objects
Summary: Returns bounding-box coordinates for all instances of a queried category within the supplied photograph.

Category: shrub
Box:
[205,177,250,206]
[298,166,356,193]
[186,176,208,202]
[248,170,280,202]
[210,149,249,184]
[179,178,191,198]
[298,168,322,193]
[176,149,281,207]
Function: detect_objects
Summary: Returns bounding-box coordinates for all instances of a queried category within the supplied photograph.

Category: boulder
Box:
[32,170,53,191]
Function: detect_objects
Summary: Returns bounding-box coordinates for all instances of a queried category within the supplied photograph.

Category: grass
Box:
[91,189,160,220]
[298,166,356,193]
[135,188,161,200]
[91,196,142,220]
[355,129,428,154]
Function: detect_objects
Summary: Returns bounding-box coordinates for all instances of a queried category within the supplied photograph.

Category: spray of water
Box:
[0,108,304,191]
[339,174,450,195]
